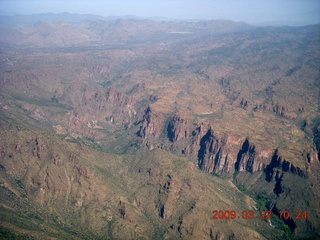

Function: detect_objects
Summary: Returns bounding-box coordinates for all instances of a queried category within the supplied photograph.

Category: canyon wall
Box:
[136,109,312,178]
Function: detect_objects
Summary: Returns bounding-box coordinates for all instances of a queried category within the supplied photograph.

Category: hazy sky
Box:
[1,0,319,25]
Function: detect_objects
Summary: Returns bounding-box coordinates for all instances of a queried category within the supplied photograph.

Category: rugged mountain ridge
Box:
[134,106,320,237]
[137,110,311,177]
[1,17,320,238]
[1,127,282,239]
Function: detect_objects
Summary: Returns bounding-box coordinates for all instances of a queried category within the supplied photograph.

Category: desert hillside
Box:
[0,14,319,239]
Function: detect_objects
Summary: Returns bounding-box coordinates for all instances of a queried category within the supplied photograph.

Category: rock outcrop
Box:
[137,106,165,149]
[166,112,194,154]
[265,150,305,181]
[136,112,308,178]
[137,106,162,139]
[197,130,268,175]
[251,100,290,118]
[167,114,191,142]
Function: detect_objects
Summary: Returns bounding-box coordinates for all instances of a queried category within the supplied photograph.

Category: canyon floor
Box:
[0,14,320,239]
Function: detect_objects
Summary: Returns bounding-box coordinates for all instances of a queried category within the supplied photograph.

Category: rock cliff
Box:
[196,130,271,175]
[137,106,165,150]
[265,150,306,181]
[167,114,191,143]
[136,111,311,179]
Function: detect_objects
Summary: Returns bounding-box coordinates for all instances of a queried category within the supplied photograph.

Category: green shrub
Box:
[256,191,271,211]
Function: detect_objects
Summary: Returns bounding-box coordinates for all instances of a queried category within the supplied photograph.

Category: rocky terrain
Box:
[0,14,320,239]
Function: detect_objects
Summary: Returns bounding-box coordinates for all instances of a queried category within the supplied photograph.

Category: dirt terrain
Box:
[0,14,319,239]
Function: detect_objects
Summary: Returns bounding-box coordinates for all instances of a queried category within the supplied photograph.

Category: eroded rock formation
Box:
[136,111,310,178]
[137,106,165,149]
[197,131,268,175]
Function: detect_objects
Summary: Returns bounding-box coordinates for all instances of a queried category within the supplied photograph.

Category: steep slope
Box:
[0,125,282,239]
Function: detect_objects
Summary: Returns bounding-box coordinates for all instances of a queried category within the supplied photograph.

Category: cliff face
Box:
[196,132,309,178]
[137,106,165,150]
[265,150,306,181]
[196,130,271,175]
[167,114,191,143]
[136,112,310,178]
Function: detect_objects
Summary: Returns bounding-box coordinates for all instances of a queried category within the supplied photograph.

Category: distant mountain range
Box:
[1,10,319,28]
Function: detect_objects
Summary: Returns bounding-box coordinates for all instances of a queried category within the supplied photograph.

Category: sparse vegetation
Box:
[236,184,249,195]
[273,216,293,240]
[0,15,319,239]
[311,116,320,151]
[255,191,271,211]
